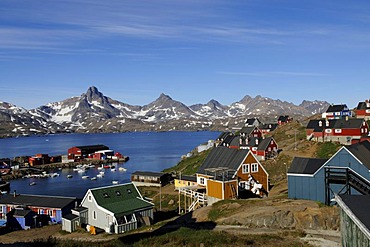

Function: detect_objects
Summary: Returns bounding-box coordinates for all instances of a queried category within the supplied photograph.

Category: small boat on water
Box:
[118,167,127,172]
[111,168,116,172]
[112,180,119,185]
[91,177,97,180]
[82,175,89,179]
[67,175,73,178]
[29,182,36,186]
[97,174,103,178]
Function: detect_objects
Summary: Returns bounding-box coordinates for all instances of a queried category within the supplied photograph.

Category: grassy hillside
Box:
[162,148,212,175]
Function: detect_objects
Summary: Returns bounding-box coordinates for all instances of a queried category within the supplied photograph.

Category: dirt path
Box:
[214,225,340,247]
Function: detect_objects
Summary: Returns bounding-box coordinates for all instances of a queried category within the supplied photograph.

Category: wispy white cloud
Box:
[219,71,330,77]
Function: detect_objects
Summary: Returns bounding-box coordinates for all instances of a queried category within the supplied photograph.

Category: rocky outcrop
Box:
[194,199,339,231]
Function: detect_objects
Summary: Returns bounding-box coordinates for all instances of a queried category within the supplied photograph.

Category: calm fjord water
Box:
[0,131,220,198]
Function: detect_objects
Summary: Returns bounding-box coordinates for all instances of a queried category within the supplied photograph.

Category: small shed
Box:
[62,213,80,233]
[7,208,37,230]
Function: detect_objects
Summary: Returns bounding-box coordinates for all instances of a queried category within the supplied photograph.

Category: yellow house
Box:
[174,175,197,190]
[196,147,269,205]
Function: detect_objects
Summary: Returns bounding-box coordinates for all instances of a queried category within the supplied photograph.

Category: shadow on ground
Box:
[118,210,216,245]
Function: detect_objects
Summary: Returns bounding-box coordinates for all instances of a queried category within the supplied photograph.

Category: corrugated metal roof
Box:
[239,127,255,136]
[197,146,249,175]
[288,157,328,175]
[257,137,273,151]
[346,141,370,169]
[179,175,197,182]
[339,194,370,234]
[63,213,80,221]
[307,118,365,132]
[326,104,348,113]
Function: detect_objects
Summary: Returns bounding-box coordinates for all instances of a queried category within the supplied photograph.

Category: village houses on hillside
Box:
[306,101,370,145]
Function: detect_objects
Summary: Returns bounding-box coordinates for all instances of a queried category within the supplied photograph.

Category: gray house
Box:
[62,183,154,234]
[288,141,370,204]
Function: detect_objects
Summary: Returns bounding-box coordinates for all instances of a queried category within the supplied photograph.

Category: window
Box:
[335,129,342,133]
[47,210,53,216]
[251,163,258,173]
[127,189,132,194]
[88,195,92,202]
[115,191,121,196]
[103,193,110,198]
[242,164,250,174]
[325,129,332,133]
[93,211,97,220]
[200,177,205,185]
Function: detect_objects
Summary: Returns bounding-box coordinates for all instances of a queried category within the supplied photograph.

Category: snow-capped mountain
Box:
[0,86,330,137]
[190,99,230,119]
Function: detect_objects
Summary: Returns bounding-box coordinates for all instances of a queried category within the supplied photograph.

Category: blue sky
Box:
[1,1,370,109]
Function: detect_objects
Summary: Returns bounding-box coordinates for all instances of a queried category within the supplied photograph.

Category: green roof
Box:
[91,183,153,216]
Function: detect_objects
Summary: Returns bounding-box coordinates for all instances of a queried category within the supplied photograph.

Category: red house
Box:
[222,136,278,161]
[239,126,263,138]
[355,100,370,121]
[306,118,369,145]
[68,145,109,160]
[255,137,278,161]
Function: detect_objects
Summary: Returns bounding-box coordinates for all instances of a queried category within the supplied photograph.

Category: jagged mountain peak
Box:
[157,93,172,101]
[207,99,221,105]
[84,86,105,102]
[0,86,331,137]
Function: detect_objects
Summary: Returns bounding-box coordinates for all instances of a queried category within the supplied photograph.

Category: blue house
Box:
[6,208,37,230]
[288,141,370,204]
[322,104,352,120]
[0,194,77,228]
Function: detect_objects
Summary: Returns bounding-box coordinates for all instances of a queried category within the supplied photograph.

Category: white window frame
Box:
[251,163,258,173]
[325,129,332,133]
[242,164,250,174]
[334,129,342,133]
[199,177,205,185]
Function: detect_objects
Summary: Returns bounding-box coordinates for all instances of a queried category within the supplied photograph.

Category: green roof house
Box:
[62,183,154,234]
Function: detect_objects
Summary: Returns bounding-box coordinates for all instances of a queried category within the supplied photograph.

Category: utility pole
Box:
[159,181,162,211]
[294,130,297,150]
